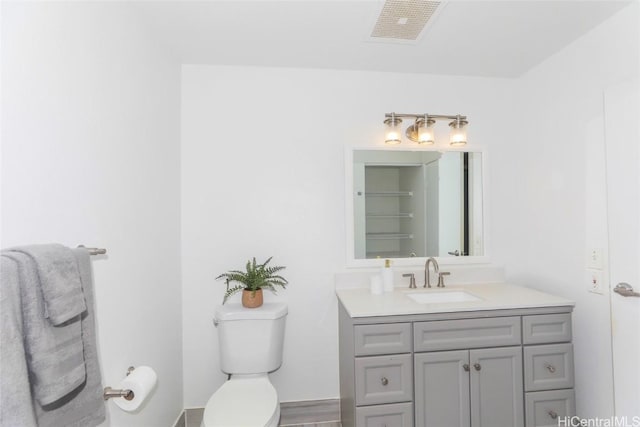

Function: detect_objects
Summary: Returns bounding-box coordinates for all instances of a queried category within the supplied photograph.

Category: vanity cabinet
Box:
[350,323,414,427]
[338,305,575,427]
[522,314,575,427]
[415,347,524,427]
[414,317,524,427]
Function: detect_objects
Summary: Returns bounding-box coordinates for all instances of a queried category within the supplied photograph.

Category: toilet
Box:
[201,302,288,427]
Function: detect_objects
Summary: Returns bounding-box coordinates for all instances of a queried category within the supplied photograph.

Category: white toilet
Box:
[201,302,288,427]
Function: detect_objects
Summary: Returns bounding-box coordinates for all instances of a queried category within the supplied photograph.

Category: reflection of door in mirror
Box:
[353,151,483,260]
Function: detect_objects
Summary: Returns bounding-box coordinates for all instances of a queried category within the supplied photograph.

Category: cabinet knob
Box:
[548,410,558,419]
[381,377,389,386]
[474,363,481,371]
[545,363,556,373]
[463,364,470,372]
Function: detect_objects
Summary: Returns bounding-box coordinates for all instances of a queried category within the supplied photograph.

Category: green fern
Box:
[216,257,288,304]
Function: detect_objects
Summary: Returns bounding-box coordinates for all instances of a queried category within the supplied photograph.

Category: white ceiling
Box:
[133,0,632,78]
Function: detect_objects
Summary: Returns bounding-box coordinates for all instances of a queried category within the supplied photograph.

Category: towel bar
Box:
[77,245,107,256]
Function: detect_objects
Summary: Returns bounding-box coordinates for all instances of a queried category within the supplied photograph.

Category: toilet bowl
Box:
[201,302,288,427]
[201,375,279,427]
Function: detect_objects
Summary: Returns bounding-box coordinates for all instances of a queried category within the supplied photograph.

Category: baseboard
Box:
[279,398,340,426]
[177,398,340,427]
[172,409,186,427]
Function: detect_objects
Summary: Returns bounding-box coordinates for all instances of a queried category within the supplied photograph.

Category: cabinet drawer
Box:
[355,354,413,406]
[524,344,574,391]
[354,323,412,356]
[356,402,414,427]
[525,389,575,427]
[523,314,572,344]
[414,317,521,351]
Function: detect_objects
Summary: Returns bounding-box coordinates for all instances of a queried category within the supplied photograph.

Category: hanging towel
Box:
[9,244,87,324]
[1,251,87,406]
[0,255,38,427]
[34,247,106,427]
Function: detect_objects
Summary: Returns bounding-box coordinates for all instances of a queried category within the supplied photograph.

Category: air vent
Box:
[371,0,441,41]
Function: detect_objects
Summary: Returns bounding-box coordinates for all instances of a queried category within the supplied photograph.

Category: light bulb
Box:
[449,116,468,146]
[417,118,435,145]
[384,115,402,145]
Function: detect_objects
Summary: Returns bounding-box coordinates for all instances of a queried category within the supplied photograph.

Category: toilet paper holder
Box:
[103,366,136,401]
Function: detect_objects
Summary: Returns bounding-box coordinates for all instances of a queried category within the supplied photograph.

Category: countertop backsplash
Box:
[335,264,506,290]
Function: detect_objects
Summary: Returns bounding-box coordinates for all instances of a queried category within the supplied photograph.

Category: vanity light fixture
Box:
[449,115,468,146]
[384,112,469,146]
[383,113,403,145]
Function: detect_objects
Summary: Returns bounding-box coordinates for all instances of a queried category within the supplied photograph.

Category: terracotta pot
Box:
[242,289,263,308]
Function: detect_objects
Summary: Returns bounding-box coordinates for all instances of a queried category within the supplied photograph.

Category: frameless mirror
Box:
[350,149,484,261]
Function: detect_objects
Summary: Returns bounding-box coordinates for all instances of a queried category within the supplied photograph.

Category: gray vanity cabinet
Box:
[414,347,524,427]
[522,314,575,427]
[414,320,524,427]
[338,304,574,427]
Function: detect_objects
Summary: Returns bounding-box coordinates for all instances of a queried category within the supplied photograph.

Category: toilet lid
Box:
[202,376,279,427]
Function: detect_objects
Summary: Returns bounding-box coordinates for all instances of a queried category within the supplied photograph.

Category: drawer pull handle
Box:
[545,363,556,373]
[474,363,481,371]
[463,364,470,372]
[548,410,558,419]
[381,377,389,386]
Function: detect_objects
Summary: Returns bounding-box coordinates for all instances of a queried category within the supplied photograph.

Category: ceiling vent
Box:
[370,0,442,42]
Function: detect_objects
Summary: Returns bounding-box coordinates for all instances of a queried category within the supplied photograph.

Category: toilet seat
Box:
[202,376,280,427]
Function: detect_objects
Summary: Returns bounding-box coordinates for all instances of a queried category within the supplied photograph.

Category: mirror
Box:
[350,149,484,261]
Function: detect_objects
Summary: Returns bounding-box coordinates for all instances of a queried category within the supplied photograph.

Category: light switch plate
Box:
[587,248,604,270]
[588,269,604,294]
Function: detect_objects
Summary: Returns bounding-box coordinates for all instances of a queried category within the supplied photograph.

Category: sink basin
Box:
[406,290,481,304]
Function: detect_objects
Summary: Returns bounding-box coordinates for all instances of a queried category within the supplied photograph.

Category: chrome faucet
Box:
[424,257,439,288]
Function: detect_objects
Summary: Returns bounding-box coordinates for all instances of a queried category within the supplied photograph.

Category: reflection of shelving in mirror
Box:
[366,251,417,258]
[366,213,414,219]
[366,233,414,240]
[365,191,413,197]
[352,150,484,260]
[360,164,423,259]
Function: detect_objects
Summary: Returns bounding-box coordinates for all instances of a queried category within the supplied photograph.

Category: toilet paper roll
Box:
[113,366,157,412]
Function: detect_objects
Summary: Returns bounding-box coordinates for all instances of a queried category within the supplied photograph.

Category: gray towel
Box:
[0,255,38,427]
[34,247,106,427]
[2,251,87,406]
[10,244,87,325]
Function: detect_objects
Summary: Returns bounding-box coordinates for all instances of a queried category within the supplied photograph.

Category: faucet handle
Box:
[437,271,450,288]
[402,273,416,289]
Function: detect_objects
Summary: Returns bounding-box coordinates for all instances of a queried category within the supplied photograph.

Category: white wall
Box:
[492,3,639,418]
[180,65,514,405]
[1,3,183,426]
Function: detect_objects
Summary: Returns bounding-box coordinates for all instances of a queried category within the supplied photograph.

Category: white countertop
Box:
[336,283,575,318]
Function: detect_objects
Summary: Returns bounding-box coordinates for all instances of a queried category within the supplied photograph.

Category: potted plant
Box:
[216,256,288,308]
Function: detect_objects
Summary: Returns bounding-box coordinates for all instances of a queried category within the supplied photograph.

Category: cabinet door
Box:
[414,350,470,427]
[470,347,524,427]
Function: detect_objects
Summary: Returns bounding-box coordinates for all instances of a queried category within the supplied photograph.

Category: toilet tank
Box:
[214,302,288,374]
